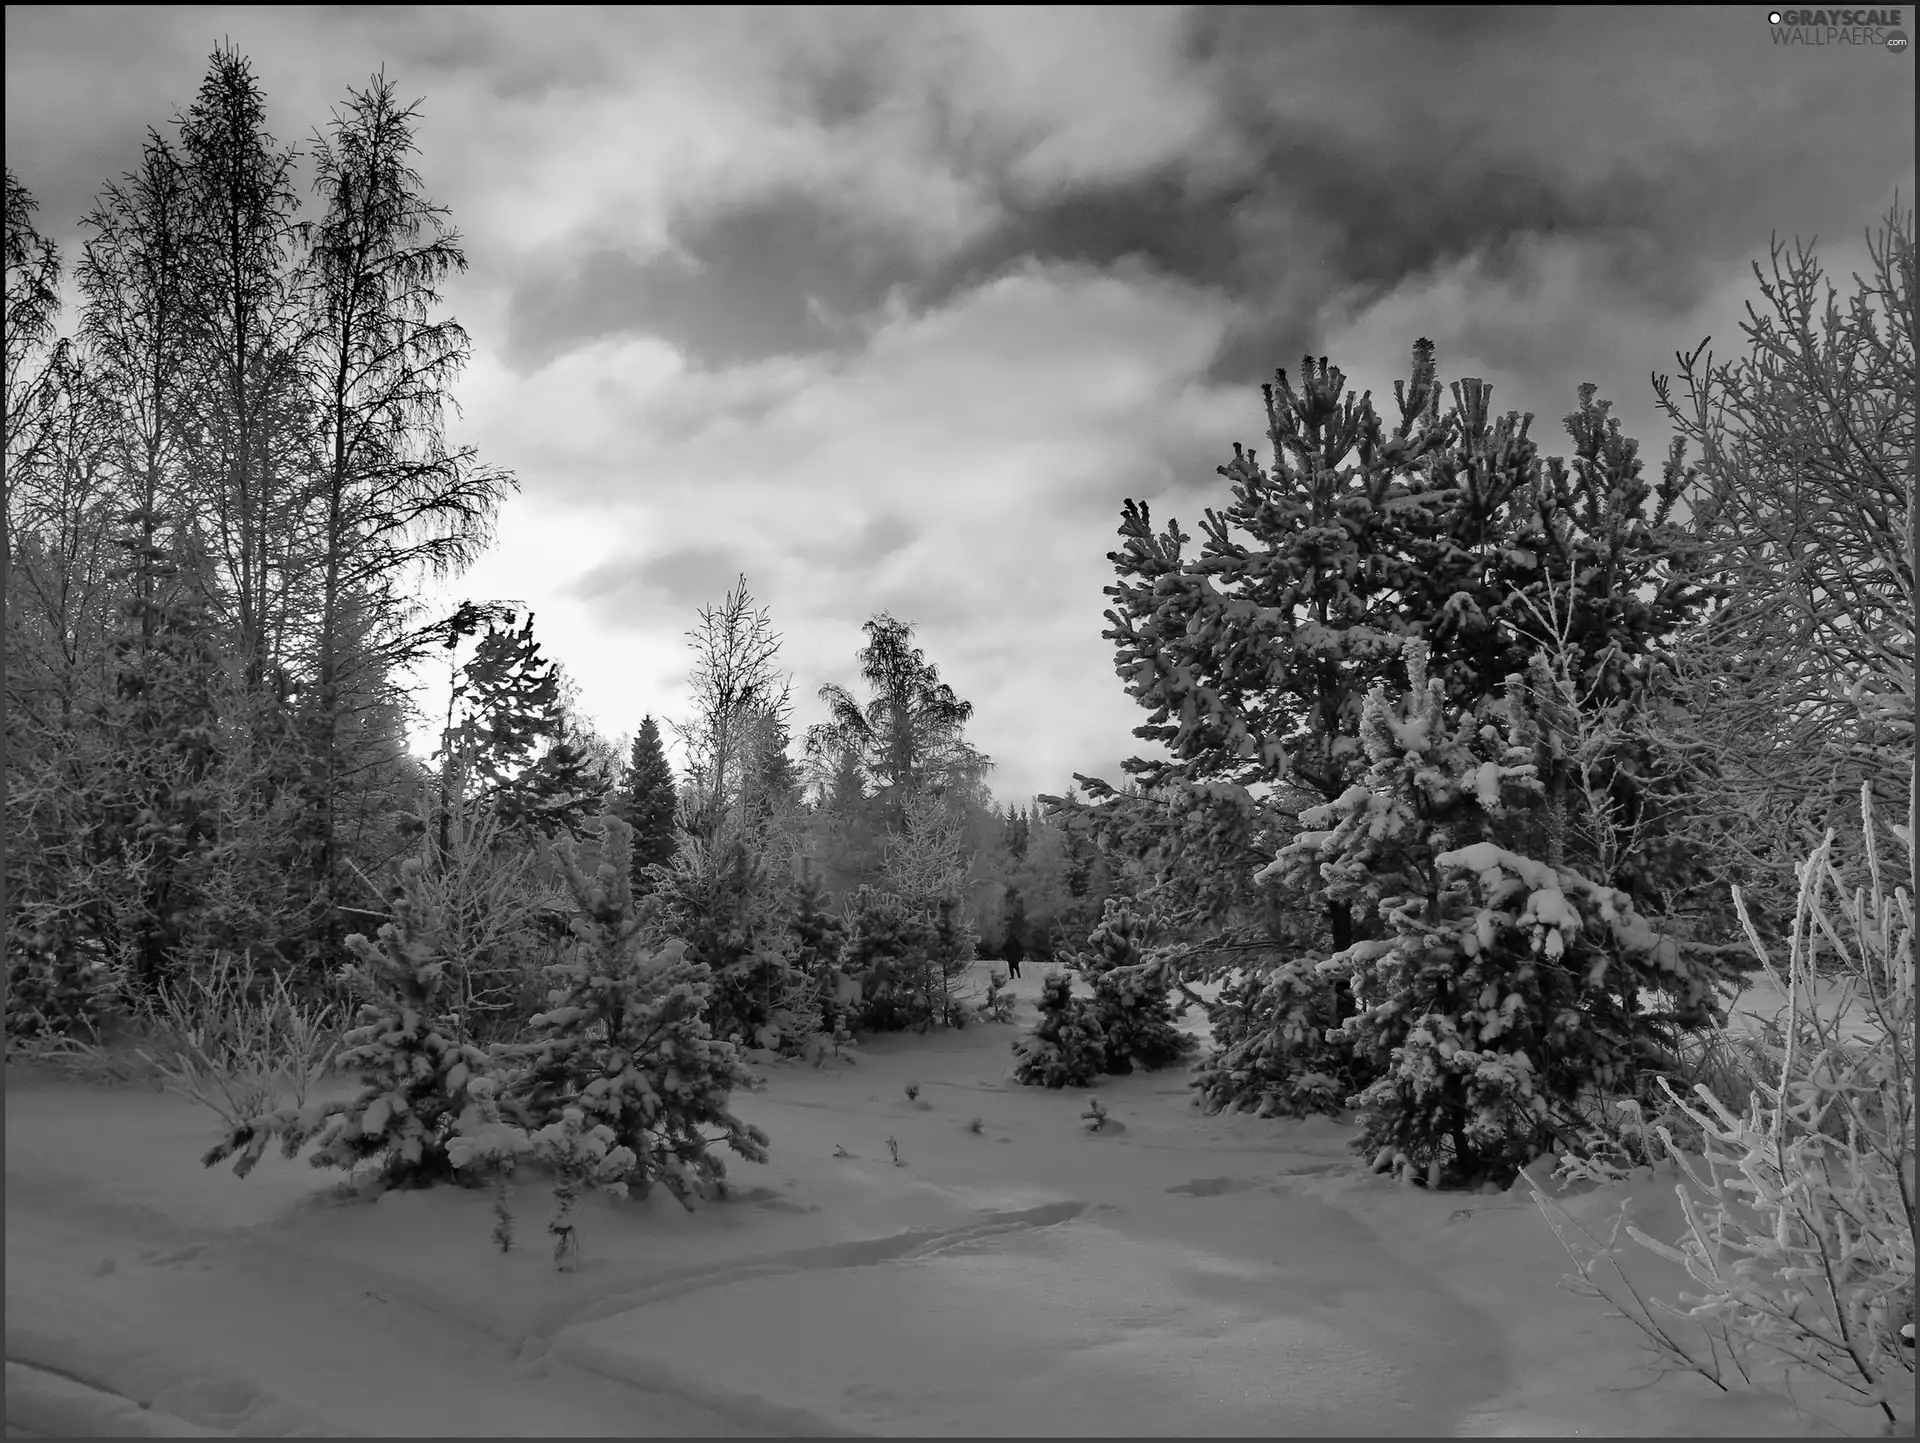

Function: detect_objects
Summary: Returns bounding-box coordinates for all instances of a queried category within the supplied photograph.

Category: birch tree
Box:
[1652,199,1915,916]
[296,67,515,940]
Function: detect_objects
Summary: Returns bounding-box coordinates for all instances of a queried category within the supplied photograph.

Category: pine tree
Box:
[612,715,678,893]
[492,815,771,1208]
[650,808,805,1049]
[1096,343,1716,1121]
[1070,899,1194,1075]
[840,884,939,1033]
[438,609,598,846]
[787,869,851,1035]
[1010,971,1108,1088]
[1270,641,1736,1186]
[96,520,225,995]
[202,853,494,1186]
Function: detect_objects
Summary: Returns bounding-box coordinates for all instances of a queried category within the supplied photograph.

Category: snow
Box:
[4,964,1875,1437]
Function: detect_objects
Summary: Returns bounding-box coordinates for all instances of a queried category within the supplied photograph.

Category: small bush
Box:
[135,953,340,1127]
[976,968,1017,1024]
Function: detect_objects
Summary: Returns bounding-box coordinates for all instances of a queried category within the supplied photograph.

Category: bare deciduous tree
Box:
[1654,198,1915,920]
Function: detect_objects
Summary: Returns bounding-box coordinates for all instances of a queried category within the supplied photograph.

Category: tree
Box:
[170,43,316,699]
[1068,898,1194,1076]
[806,740,883,898]
[786,867,852,1036]
[203,852,497,1188]
[612,715,678,892]
[68,131,221,996]
[1267,640,1733,1185]
[1010,971,1108,1088]
[296,66,516,953]
[1651,200,1915,925]
[4,168,70,482]
[805,613,989,832]
[492,814,771,1209]
[437,608,599,846]
[1097,341,1719,1127]
[673,575,791,844]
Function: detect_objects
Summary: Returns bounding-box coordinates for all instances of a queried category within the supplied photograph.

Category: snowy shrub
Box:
[134,952,339,1127]
[530,1107,640,1268]
[1070,899,1195,1075]
[976,968,1017,1023]
[480,815,771,1210]
[1536,785,1914,1434]
[1011,971,1108,1088]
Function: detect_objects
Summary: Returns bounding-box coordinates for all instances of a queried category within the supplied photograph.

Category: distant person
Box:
[1002,929,1025,980]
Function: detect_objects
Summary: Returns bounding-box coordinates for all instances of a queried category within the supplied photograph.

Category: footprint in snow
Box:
[1165,1176,1256,1197]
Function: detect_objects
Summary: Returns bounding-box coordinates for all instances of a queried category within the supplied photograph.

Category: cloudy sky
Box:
[7,6,1913,806]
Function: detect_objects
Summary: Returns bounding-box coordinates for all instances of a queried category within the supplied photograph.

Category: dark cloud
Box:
[940,8,1913,392]
[505,189,926,373]
[482,5,1913,406]
[571,544,741,616]
[793,513,919,579]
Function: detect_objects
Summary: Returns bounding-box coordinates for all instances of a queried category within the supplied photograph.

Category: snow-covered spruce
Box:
[1011,971,1108,1087]
[476,814,770,1209]
[202,855,494,1187]
[648,810,813,1054]
[1070,899,1195,1075]
[841,884,972,1034]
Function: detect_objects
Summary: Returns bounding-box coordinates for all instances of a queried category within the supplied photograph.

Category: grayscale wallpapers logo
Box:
[1767,8,1910,48]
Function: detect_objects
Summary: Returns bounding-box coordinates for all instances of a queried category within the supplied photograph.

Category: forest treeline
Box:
[4,46,1912,1185]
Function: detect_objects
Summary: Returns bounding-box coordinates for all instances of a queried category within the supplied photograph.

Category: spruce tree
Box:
[1010,972,1108,1088]
[613,715,678,893]
[1070,899,1194,1075]
[438,609,599,846]
[497,815,771,1208]
[787,869,851,1035]
[202,854,494,1187]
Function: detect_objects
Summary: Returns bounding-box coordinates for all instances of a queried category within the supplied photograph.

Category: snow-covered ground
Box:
[4,965,1876,1437]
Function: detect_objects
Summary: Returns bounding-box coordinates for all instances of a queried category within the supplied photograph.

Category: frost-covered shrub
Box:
[135,953,339,1127]
[1011,971,1108,1087]
[1536,786,1914,1433]
[976,968,1017,1023]
[1072,899,1195,1074]
[483,815,770,1209]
